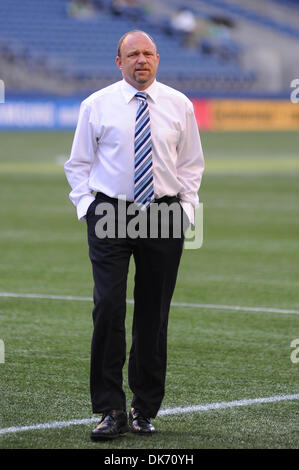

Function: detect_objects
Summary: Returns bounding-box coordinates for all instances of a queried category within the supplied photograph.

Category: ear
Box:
[115,56,122,70]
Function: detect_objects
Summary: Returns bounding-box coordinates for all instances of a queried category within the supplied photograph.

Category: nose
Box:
[137,53,146,63]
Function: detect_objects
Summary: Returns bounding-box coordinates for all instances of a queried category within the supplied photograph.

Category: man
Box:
[64,30,204,440]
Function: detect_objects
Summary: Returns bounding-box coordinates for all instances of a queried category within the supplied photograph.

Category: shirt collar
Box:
[121,79,158,104]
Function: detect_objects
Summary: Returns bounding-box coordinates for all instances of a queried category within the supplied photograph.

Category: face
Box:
[116,32,160,90]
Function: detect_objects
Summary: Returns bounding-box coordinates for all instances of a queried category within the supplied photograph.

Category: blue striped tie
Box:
[134,92,154,209]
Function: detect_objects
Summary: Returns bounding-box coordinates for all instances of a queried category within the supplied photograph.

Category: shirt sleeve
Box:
[64,101,97,221]
[177,100,205,226]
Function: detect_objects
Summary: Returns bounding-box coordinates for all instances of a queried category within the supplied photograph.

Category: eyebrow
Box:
[127,49,155,56]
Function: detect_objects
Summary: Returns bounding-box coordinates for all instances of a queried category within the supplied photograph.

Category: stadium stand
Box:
[161,0,299,94]
[0,0,298,96]
[192,0,299,39]
[0,0,257,95]
[221,0,299,32]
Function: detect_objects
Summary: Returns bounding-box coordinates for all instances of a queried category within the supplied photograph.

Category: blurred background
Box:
[0,0,299,130]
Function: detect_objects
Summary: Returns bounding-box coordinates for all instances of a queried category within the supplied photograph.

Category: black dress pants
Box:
[86,192,186,418]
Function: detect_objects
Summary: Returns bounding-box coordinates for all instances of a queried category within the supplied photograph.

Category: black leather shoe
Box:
[129,407,156,435]
[91,410,129,441]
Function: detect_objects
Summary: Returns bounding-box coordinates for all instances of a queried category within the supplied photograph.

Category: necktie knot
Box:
[135,92,147,102]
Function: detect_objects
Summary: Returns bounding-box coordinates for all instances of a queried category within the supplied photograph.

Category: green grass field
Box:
[0,130,298,450]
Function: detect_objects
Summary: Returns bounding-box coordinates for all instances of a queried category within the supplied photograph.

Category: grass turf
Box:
[0,130,298,449]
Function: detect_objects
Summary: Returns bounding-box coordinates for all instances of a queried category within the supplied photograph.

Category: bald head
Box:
[117,30,158,58]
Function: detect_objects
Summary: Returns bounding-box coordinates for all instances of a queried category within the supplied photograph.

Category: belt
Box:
[95,192,180,205]
[154,195,180,204]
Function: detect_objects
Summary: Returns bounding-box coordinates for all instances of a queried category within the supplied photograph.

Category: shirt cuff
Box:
[76,194,96,221]
[179,200,194,226]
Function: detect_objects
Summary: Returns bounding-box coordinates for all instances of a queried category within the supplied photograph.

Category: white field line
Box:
[0,393,298,436]
[0,292,299,315]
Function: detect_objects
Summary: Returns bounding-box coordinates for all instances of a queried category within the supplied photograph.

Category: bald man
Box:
[64,30,204,440]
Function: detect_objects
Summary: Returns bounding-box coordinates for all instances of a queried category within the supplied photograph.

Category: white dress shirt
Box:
[64,79,204,224]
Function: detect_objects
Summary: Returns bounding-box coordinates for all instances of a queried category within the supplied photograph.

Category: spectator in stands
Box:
[67,0,98,19]
[64,30,204,441]
[110,0,144,21]
[199,16,235,61]
[170,7,198,48]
